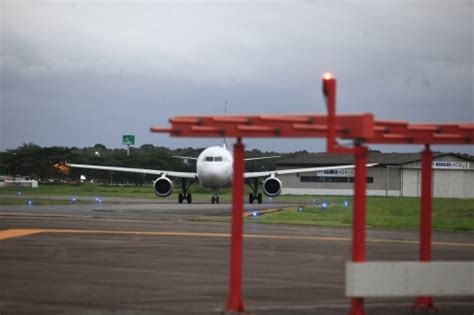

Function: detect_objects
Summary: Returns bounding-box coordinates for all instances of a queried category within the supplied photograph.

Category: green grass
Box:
[1,185,473,231]
[0,183,233,203]
[0,184,155,198]
[250,196,474,231]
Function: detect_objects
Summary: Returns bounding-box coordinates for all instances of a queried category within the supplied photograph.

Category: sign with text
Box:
[432,161,469,169]
[122,135,135,145]
[315,169,355,177]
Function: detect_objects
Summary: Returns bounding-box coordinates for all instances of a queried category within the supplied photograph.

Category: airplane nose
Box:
[207,167,222,179]
[201,165,228,185]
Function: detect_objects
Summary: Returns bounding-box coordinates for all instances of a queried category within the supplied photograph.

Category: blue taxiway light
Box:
[27,200,33,206]
[71,197,77,204]
[321,202,328,208]
[17,191,22,197]
[298,207,304,212]
[343,200,349,207]
[252,212,258,217]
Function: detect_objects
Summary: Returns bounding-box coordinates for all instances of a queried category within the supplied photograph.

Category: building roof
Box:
[276,151,474,167]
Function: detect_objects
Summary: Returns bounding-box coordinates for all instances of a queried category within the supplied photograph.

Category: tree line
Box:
[0,143,308,185]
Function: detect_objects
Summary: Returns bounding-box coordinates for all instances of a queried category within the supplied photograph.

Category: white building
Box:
[277,152,474,198]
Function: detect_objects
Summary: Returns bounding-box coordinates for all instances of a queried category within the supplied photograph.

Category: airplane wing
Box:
[172,156,198,160]
[244,163,378,179]
[172,156,280,162]
[65,163,197,179]
[244,156,280,161]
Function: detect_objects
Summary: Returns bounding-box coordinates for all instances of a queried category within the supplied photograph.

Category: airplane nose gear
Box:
[247,178,263,204]
[178,178,194,204]
[211,188,220,204]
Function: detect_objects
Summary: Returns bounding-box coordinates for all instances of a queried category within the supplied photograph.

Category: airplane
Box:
[60,144,377,204]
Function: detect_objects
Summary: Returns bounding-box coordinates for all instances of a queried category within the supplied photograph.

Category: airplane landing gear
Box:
[249,192,262,204]
[178,178,194,204]
[211,188,220,204]
[247,178,263,204]
[178,192,192,204]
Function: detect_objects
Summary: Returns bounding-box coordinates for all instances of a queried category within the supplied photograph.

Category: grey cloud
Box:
[1,1,472,154]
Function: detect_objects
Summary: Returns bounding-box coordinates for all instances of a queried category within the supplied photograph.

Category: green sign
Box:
[122,135,135,145]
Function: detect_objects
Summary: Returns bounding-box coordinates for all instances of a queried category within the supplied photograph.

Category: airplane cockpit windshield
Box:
[204,156,225,162]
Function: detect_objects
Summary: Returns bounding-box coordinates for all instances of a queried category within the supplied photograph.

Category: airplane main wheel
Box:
[186,193,192,204]
[249,193,254,204]
[257,193,263,204]
[178,193,184,204]
[216,196,220,204]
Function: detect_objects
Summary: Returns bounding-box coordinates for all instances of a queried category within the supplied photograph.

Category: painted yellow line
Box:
[0,229,44,240]
[1,228,473,248]
[0,213,153,224]
[46,229,231,238]
[0,212,194,225]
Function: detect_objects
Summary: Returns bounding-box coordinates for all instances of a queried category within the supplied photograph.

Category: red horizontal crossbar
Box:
[150,115,473,145]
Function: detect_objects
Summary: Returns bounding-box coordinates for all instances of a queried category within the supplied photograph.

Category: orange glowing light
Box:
[322,72,333,80]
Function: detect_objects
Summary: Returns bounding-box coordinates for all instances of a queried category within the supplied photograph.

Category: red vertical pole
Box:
[323,72,337,153]
[349,146,368,315]
[414,145,435,310]
[225,138,245,313]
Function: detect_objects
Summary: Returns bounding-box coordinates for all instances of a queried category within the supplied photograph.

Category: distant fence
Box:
[1,180,38,188]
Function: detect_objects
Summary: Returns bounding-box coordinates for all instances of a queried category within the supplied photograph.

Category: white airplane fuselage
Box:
[196,146,233,188]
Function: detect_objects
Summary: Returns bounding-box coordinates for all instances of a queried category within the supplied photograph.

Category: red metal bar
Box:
[414,145,435,310]
[190,126,224,134]
[258,115,311,123]
[225,138,245,312]
[149,127,175,133]
[237,125,277,133]
[350,146,368,315]
[211,116,251,124]
[408,125,438,132]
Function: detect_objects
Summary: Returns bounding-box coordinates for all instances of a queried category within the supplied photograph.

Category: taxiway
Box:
[0,197,473,314]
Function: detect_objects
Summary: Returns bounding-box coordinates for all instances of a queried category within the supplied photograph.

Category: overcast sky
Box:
[1,1,473,154]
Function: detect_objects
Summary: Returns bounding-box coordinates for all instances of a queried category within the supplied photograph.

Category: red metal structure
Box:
[225,138,246,312]
[151,74,473,314]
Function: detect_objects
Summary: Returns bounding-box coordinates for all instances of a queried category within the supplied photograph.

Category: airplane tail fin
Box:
[54,162,70,175]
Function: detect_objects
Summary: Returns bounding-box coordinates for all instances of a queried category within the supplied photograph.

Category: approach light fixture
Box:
[322,72,333,80]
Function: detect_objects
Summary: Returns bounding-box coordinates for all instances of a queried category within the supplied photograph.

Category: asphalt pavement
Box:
[0,197,473,315]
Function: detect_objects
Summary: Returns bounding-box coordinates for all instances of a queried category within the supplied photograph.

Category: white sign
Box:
[315,169,354,177]
[432,161,470,169]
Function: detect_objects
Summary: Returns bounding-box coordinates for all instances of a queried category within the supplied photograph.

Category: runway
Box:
[0,197,473,314]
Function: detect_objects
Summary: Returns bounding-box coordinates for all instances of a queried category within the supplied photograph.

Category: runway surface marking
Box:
[0,212,151,224]
[1,228,474,248]
[0,228,44,240]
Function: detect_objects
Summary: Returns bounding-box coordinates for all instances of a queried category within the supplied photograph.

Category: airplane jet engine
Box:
[263,176,282,197]
[153,176,173,197]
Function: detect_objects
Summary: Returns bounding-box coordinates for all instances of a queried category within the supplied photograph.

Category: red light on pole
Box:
[322,72,333,81]
[322,72,337,152]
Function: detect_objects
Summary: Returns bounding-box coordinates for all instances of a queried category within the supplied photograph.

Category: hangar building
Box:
[276,152,474,198]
